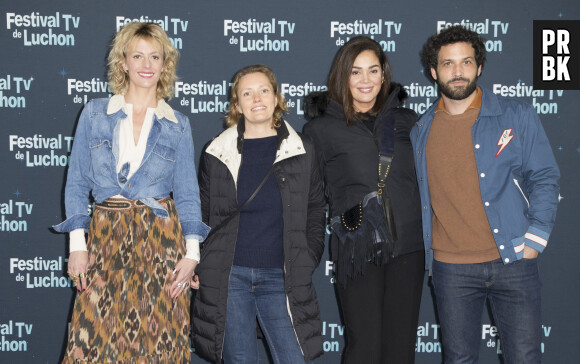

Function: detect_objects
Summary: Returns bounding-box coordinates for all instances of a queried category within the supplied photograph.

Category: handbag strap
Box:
[378,111,395,194]
[378,155,392,195]
[204,165,276,242]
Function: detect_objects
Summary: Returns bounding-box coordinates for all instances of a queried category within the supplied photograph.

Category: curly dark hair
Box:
[422,25,487,74]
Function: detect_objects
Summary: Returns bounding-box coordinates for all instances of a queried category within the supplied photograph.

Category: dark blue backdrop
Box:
[1,1,579,363]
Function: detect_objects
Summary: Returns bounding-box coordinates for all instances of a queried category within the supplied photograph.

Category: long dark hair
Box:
[328,36,392,125]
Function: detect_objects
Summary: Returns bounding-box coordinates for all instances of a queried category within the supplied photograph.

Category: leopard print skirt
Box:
[62,198,190,363]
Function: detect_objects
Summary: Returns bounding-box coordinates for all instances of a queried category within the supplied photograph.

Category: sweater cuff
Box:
[69,228,88,252]
[185,238,200,262]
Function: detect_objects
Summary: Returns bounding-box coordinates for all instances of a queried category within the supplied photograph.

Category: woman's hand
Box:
[68,251,89,292]
[191,274,200,290]
[171,257,198,299]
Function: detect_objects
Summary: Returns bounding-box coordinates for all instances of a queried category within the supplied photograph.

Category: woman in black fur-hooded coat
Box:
[302,36,425,364]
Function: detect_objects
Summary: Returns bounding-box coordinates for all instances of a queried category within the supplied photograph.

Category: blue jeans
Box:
[223,265,310,364]
[432,258,542,364]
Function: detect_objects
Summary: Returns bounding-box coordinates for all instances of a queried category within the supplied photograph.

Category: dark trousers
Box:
[336,250,425,364]
[432,258,542,364]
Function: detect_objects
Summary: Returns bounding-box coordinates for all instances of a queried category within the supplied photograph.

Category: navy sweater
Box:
[233,136,284,268]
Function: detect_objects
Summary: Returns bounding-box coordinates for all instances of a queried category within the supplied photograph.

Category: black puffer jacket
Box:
[192,120,326,363]
[303,85,424,264]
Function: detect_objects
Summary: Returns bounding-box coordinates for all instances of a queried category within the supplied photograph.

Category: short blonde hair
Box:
[226,65,288,128]
[107,22,179,100]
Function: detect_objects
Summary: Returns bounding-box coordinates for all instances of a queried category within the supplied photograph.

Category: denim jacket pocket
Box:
[89,138,113,177]
[142,143,177,183]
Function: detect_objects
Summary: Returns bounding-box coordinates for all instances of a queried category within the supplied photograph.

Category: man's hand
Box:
[523,245,539,259]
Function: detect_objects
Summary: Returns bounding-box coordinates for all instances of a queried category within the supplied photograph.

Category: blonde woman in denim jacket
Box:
[53,22,209,363]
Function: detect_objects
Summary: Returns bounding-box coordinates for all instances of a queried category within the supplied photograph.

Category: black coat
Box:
[303,85,424,262]
[192,120,326,363]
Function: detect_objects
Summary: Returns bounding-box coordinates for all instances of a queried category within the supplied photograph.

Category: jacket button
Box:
[128,184,131,188]
[423,205,428,209]
[417,150,422,155]
[504,258,510,263]
[480,173,486,178]
[281,177,286,182]
[493,228,499,233]
[285,150,289,154]
[121,178,126,183]
[297,146,301,150]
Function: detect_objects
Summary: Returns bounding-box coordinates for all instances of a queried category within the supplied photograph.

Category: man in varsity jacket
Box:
[411,25,560,364]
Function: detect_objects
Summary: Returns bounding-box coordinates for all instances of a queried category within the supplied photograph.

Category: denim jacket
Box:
[53,95,210,242]
[410,87,560,270]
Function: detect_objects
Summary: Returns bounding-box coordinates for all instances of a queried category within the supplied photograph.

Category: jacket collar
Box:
[304,83,408,121]
[206,120,305,185]
[106,94,178,123]
[478,86,502,117]
[417,86,504,137]
[235,116,291,153]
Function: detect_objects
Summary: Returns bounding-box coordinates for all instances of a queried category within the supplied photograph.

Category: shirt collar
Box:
[435,86,482,114]
[106,94,178,123]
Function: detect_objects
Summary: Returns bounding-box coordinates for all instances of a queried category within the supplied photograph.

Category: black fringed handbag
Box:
[331,113,398,284]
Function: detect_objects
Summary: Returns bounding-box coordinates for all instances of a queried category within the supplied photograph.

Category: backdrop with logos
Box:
[1,1,579,363]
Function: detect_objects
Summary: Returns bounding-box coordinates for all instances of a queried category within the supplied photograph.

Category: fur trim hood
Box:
[304,83,409,120]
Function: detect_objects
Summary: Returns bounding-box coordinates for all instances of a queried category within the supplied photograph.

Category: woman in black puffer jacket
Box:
[192,65,326,363]
[303,36,425,364]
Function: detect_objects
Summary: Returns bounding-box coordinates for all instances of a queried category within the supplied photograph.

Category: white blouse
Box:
[116,103,154,181]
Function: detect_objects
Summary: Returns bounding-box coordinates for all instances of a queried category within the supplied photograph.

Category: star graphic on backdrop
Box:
[59,68,68,78]
[557,146,563,151]
[13,189,22,198]
[558,12,563,18]
[558,194,563,202]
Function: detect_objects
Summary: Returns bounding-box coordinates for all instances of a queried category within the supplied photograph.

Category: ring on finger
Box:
[78,272,86,279]
[177,282,183,287]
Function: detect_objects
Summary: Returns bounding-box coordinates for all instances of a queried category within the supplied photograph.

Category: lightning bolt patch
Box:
[496,128,514,157]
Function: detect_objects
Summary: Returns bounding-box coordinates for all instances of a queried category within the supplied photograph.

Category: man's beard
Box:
[436,75,478,101]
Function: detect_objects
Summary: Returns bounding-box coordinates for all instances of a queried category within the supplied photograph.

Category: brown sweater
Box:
[426,88,500,263]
